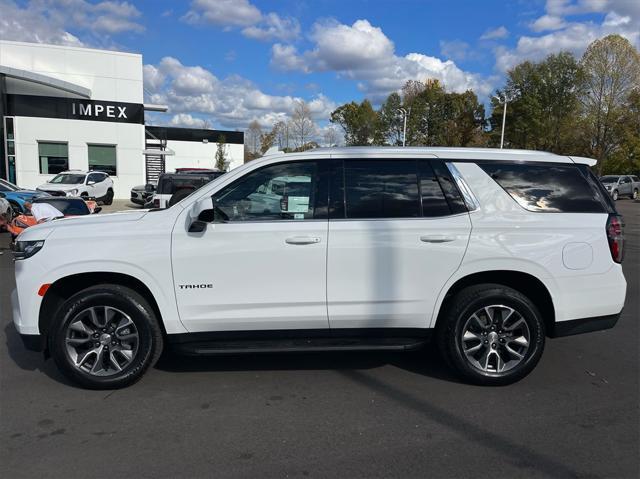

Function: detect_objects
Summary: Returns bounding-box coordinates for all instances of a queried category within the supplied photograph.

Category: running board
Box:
[171,337,428,356]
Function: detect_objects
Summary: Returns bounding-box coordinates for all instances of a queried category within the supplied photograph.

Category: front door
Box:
[327,158,472,330]
[172,159,330,333]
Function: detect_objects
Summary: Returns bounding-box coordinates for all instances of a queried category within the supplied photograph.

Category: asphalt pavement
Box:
[1,200,638,478]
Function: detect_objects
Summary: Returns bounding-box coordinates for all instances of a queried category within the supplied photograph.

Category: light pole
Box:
[397,107,410,147]
[494,93,511,149]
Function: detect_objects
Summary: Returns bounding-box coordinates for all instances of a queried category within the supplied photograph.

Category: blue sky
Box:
[1,0,639,134]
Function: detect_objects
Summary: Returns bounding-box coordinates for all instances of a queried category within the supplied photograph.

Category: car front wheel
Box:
[612,189,619,201]
[632,189,638,200]
[437,284,545,386]
[49,285,163,389]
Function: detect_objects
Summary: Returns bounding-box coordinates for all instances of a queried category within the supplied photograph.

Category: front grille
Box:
[39,190,67,197]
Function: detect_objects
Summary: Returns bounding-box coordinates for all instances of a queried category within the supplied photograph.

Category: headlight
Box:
[67,189,78,197]
[12,240,45,260]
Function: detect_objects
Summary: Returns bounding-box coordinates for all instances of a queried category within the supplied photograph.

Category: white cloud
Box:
[242,13,300,42]
[0,0,144,46]
[496,1,640,72]
[270,19,492,101]
[169,113,206,127]
[440,40,470,61]
[182,0,261,27]
[480,26,509,40]
[144,57,337,130]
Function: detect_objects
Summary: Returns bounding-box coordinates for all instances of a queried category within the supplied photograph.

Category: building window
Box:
[38,142,69,175]
[88,144,117,176]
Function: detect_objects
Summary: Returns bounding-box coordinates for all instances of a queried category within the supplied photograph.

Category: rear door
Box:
[326,158,471,330]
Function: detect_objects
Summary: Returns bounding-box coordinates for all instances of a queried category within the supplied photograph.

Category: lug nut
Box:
[94,342,100,347]
[491,343,497,349]
[483,340,488,344]
[93,333,99,338]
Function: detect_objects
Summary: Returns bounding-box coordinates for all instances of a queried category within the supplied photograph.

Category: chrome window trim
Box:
[445,162,480,212]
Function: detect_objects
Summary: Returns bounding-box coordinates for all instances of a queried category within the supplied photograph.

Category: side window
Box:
[418,161,453,217]
[620,176,630,184]
[430,160,467,214]
[38,142,69,174]
[213,161,319,222]
[86,173,98,183]
[479,163,606,213]
[344,160,420,219]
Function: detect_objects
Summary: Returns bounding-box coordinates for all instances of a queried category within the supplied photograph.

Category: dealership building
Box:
[0,40,244,198]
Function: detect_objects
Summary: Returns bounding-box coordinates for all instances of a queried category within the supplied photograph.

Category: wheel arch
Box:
[39,272,167,339]
[433,270,556,336]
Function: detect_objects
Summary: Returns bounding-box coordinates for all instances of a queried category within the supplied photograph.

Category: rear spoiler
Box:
[569,156,597,167]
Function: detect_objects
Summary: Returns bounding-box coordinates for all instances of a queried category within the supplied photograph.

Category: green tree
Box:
[579,34,640,173]
[215,135,227,171]
[489,52,583,152]
[330,99,380,146]
[605,89,640,174]
[378,92,404,145]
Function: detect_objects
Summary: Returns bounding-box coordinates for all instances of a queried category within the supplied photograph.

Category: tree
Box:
[605,89,640,174]
[378,92,404,145]
[489,52,583,152]
[330,99,379,146]
[580,34,640,173]
[273,120,290,150]
[246,120,262,155]
[323,126,340,147]
[215,135,227,171]
[259,126,278,155]
[290,100,316,148]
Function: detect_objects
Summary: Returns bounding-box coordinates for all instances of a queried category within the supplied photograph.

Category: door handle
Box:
[285,236,321,245]
[420,235,455,243]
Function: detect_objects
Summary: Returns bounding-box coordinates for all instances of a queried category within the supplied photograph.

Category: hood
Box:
[37,183,80,192]
[10,190,44,200]
[18,210,149,241]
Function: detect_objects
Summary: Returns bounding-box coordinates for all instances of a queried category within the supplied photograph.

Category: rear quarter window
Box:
[479,163,606,213]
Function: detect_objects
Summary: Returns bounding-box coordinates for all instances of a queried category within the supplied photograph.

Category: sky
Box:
[1,0,639,134]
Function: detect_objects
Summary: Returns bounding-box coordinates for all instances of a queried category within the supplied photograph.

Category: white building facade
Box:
[0,40,243,198]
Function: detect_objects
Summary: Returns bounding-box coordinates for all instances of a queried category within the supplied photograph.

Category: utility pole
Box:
[397,107,410,147]
[494,93,511,149]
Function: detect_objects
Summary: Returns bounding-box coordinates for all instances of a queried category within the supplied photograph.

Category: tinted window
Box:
[39,142,69,174]
[418,161,451,217]
[214,161,319,221]
[431,161,467,214]
[480,163,606,213]
[36,199,89,215]
[50,174,85,184]
[344,160,419,219]
[88,145,117,176]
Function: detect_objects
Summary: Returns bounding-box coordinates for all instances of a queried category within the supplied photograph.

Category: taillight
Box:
[606,214,624,263]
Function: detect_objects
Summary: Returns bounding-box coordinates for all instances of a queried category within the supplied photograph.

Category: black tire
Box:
[103,188,114,205]
[48,284,163,389]
[612,190,619,201]
[168,188,193,207]
[436,284,545,386]
[632,189,638,200]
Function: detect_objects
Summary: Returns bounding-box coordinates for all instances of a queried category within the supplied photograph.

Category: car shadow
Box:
[154,345,463,383]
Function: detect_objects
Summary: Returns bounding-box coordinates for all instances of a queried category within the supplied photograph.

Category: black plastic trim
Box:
[549,313,620,337]
[19,333,45,352]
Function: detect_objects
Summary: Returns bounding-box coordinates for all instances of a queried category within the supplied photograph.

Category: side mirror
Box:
[188,220,207,233]
[188,196,213,233]
[87,180,96,185]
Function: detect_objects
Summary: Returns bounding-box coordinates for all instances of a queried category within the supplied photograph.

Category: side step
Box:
[171,337,428,356]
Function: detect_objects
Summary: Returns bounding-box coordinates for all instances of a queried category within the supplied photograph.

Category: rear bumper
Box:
[549,312,621,337]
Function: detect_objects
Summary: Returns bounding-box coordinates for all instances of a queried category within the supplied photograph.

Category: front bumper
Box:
[549,312,621,337]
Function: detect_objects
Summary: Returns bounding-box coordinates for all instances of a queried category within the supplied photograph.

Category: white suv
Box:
[37,170,114,204]
[12,148,627,389]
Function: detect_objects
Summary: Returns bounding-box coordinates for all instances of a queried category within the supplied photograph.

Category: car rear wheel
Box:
[632,189,638,200]
[612,189,619,201]
[49,285,163,389]
[437,284,545,386]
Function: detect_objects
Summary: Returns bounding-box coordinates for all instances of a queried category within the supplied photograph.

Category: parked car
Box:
[130,183,155,206]
[0,194,12,231]
[599,175,640,200]
[36,171,114,205]
[7,196,101,239]
[0,178,50,214]
[12,148,626,389]
[151,169,225,209]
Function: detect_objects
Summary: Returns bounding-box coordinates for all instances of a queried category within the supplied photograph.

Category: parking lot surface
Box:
[1,201,638,478]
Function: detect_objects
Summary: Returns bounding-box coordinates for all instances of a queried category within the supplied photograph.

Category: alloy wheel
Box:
[460,305,530,374]
[64,306,139,376]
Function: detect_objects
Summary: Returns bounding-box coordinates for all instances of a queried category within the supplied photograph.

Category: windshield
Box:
[0,179,19,192]
[50,174,85,185]
[600,176,619,182]
[35,199,90,215]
